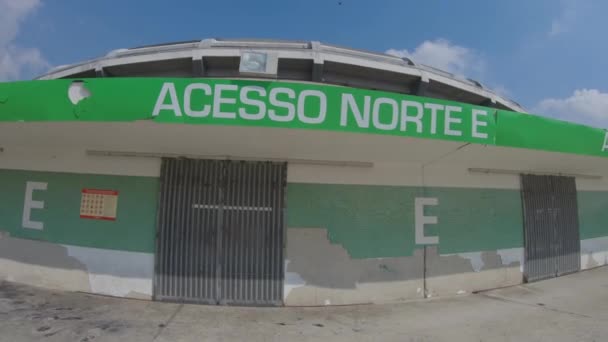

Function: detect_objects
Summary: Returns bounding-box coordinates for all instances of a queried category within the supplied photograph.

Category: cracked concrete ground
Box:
[1,267,607,342]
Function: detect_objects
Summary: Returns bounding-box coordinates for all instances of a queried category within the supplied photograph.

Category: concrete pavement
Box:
[1,267,607,341]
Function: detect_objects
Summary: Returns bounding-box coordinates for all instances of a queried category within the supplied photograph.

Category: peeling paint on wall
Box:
[283,259,306,300]
[426,246,523,298]
[0,236,158,300]
[443,252,485,272]
[64,245,154,298]
[496,247,524,272]
[432,247,522,275]
[0,236,91,292]
[284,227,424,305]
[285,228,424,288]
[580,237,608,270]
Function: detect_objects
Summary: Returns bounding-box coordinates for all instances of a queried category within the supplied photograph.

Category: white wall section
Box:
[581,237,608,270]
[64,245,154,298]
[0,146,160,177]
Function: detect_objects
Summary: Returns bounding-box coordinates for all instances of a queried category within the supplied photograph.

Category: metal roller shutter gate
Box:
[154,158,286,306]
[521,174,580,282]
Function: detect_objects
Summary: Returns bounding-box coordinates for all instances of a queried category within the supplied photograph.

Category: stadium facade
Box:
[0,39,607,306]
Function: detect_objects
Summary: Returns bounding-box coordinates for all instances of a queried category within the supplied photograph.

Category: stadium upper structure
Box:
[37,38,523,112]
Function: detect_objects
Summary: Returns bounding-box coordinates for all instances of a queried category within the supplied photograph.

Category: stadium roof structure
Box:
[37,38,523,112]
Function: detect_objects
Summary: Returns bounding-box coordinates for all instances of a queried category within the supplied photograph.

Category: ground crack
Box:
[477,293,592,319]
[152,304,183,341]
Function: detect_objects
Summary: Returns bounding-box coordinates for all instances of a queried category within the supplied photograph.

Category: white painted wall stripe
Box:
[288,162,522,189]
[0,146,160,177]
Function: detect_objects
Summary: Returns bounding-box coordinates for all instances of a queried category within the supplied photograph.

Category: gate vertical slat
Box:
[223,162,234,304]
[231,161,238,303]
[250,163,257,302]
[268,164,275,302]
[278,164,286,302]
[240,161,246,302]
[249,162,255,302]
[207,160,220,303]
[181,160,189,299]
[199,160,209,301]
[245,162,253,303]
[274,164,279,301]
[222,163,230,303]
[221,163,230,304]
[235,162,242,304]
[167,159,177,298]
[179,160,188,299]
[175,160,184,298]
[186,160,196,299]
[192,160,200,300]
[231,161,240,304]
[240,162,247,303]
[270,164,276,302]
[171,160,182,298]
[251,163,268,301]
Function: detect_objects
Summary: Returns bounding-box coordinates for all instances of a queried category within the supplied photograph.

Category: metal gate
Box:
[154,158,286,306]
[521,174,580,282]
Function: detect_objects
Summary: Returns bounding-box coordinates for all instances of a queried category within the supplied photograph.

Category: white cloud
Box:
[385,39,515,99]
[549,20,565,36]
[488,84,511,99]
[549,0,578,36]
[535,89,608,127]
[386,39,485,77]
[0,0,49,81]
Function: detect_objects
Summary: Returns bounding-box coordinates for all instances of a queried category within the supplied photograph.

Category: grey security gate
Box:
[154,158,286,306]
[521,174,580,282]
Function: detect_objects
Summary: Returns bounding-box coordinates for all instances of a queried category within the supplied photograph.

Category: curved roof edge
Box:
[37,38,525,113]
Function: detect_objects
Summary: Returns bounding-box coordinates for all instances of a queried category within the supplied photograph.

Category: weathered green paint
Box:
[286,183,524,258]
[496,110,608,158]
[424,187,524,254]
[0,169,158,253]
[3,167,605,258]
[0,78,495,145]
[287,184,417,258]
[577,191,608,240]
[3,79,608,158]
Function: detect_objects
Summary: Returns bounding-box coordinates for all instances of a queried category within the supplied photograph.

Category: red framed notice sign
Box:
[80,189,119,221]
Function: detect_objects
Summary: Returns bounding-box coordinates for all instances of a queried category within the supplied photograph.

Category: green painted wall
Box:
[578,191,608,240]
[424,187,524,254]
[286,183,524,258]
[0,169,159,253]
[6,168,605,258]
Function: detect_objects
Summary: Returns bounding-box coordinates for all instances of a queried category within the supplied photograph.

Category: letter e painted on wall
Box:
[415,197,439,245]
[22,181,47,230]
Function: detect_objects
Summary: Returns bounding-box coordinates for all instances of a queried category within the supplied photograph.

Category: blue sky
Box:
[1,0,607,127]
